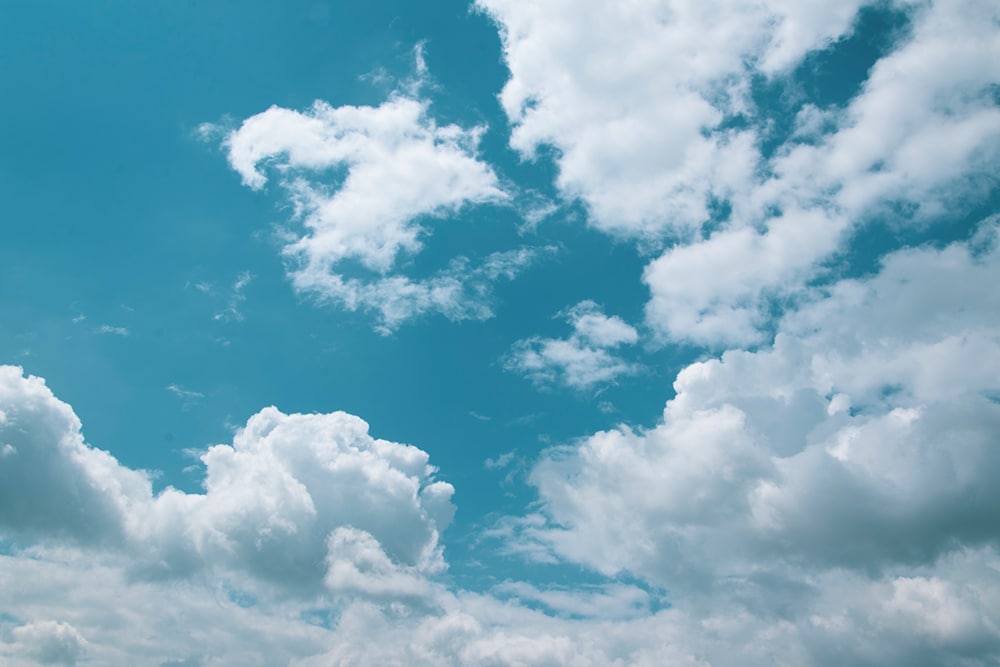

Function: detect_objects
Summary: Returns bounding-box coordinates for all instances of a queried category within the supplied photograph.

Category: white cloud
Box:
[0,366,453,597]
[96,324,129,336]
[0,551,331,667]
[2,548,996,666]
[505,301,640,391]
[3,341,1000,664]
[646,0,1000,344]
[481,0,1000,346]
[165,384,204,401]
[508,218,1000,591]
[477,0,866,238]
[208,74,545,330]
[7,621,87,666]
[223,100,503,254]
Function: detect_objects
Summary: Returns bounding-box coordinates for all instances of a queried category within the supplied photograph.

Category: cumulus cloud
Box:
[510,218,1000,591]
[7,621,87,666]
[504,301,640,391]
[0,552,330,667]
[645,0,1000,345]
[0,366,453,598]
[481,0,1000,345]
[477,0,868,238]
[206,69,547,331]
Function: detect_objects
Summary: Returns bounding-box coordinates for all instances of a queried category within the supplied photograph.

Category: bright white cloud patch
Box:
[505,301,640,390]
[5,2,999,665]
[477,0,865,238]
[482,0,1000,345]
[513,218,1000,591]
[645,0,1000,345]
[0,366,453,597]
[209,82,544,331]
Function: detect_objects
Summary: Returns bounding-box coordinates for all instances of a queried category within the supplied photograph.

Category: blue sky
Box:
[1,0,999,665]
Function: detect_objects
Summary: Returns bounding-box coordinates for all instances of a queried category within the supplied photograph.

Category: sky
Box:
[0,0,998,665]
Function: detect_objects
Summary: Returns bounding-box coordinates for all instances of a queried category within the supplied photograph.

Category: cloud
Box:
[644,0,1000,345]
[3,338,1000,665]
[505,301,640,391]
[0,552,330,667]
[213,271,253,323]
[477,0,866,238]
[7,621,87,666]
[96,324,129,336]
[165,384,204,400]
[207,69,546,330]
[481,0,1000,346]
[2,547,998,666]
[0,366,454,597]
[0,366,150,546]
[508,218,1000,590]
[301,246,553,334]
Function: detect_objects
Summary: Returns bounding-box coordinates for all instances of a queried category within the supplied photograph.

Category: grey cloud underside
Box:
[0,366,453,597]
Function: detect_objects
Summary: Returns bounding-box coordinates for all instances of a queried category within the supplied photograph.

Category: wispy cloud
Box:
[213,271,253,323]
[96,324,129,336]
[505,301,641,391]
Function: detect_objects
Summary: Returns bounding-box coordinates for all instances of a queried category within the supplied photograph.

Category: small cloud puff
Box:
[505,301,640,391]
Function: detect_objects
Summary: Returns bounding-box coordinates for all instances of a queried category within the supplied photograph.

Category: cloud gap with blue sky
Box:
[1,0,999,664]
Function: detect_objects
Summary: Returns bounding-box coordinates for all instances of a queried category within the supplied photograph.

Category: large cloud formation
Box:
[522,219,1000,580]
[0,366,454,598]
[480,0,1000,345]
[4,222,998,664]
[4,0,1000,665]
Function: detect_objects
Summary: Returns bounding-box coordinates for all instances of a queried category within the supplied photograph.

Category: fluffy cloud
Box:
[481,0,1000,345]
[513,218,1000,592]
[3,548,998,666]
[5,621,87,666]
[477,0,867,238]
[223,95,504,272]
[0,366,453,598]
[644,0,1000,345]
[504,301,640,391]
[208,78,545,331]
